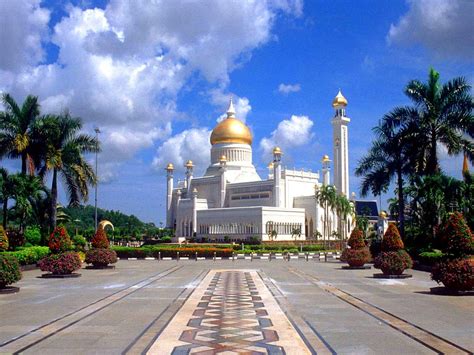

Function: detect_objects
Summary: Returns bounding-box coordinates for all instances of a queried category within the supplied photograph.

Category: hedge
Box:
[2,246,50,265]
[112,246,233,258]
[231,244,325,252]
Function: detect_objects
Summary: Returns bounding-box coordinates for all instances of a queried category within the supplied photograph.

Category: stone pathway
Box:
[148,269,310,354]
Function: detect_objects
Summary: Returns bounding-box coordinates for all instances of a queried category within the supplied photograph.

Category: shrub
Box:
[111,246,233,259]
[85,248,117,267]
[348,228,365,249]
[437,212,473,258]
[160,236,172,243]
[72,235,87,252]
[91,228,109,249]
[374,250,413,275]
[418,250,443,266]
[38,252,82,275]
[381,224,404,251]
[431,259,473,291]
[0,254,22,288]
[6,246,50,265]
[24,226,41,246]
[48,226,72,254]
[0,226,8,251]
[341,248,371,267]
[7,230,25,249]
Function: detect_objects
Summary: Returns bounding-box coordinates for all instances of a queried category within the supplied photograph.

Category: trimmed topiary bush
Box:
[375,224,412,275]
[381,224,405,251]
[343,227,370,267]
[24,226,41,246]
[48,226,72,253]
[431,213,473,292]
[0,254,21,288]
[85,249,117,267]
[432,259,473,292]
[85,227,117,268]
[91,228,109,249]
[374,250,413,275]
[0,226,8,251]
[38,252,82,275]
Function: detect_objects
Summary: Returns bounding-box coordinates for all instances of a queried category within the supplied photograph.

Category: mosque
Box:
[165,91,352,242]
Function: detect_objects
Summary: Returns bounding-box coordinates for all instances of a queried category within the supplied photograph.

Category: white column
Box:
[165,163,174,228]
[322,155,331,186]
[192,188,198,236]
[176,189,182,237]
[273,147,282,207]
[185,160,194,195]
[219,156,227,208]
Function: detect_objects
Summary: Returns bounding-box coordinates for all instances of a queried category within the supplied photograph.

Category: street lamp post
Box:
[94,127,100,231]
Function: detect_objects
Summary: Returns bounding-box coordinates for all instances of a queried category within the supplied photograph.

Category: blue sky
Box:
[0,0,473,224]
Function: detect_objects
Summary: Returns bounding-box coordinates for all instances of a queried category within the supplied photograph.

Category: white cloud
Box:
[278,83,301,94]
[0,0,50,72]
[388,0,474,59]
[152,128,211,175]
[260,115,314,159]
[0,0,301,178]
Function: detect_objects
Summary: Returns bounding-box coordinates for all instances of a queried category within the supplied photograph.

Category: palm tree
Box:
[10,174,45,232]
[0,168,16,228]
[315,185,337,249]
[35,112,99,228]
[335,194,354,243]
[404,68,473,174]
[0,94,41,175]
[355,113,413,238]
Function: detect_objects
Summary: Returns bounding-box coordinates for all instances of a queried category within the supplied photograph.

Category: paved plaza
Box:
[0,260,472,354]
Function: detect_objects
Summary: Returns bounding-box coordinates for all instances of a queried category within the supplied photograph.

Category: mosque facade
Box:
[165,91,351,242]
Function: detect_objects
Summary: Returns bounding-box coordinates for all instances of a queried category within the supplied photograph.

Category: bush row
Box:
[231,244,326,252]
[112,246,233,258]
[2,246,50,265]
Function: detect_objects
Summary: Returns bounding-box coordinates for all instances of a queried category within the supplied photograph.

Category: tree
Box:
[35,112,99,228]
[355,113,414,238]
[0,94,40,175]
[0,168,15,229]
[403,68,473,175]
[291,227,301,241]
[315,185,337,248]
[335,194,354,242]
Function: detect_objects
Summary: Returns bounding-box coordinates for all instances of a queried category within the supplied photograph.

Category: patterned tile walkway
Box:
[148,269,311,354]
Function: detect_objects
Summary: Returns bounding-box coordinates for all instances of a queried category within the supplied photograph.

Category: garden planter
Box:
[41,273,81,278]
[38,252,82,276]
[85,248,117,269]
[0,254,22,293]
[431,259,473,292]
[0,285,20,294]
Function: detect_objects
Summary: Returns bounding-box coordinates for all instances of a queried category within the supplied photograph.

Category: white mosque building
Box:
[165,91,351,242]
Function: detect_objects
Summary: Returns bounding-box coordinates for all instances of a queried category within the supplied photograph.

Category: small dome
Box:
[273,146,282,155]
[268,162,274,169]
[185,160,194,168]
[379,211,387,218]
[332,90,348,107]
[165,163,174,170]
[322,155,330,162]
[219,155,227,162]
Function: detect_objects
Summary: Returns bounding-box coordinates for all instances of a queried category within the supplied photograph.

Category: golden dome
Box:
[379,211,387,218]
[165,163,174,170]
[332,90,348,107]
[219,155,227,162]
[322,155,330,162]
[210,117,252,145]
[273,146,282,155]
[185,160,194,168]
[268,162,274,169]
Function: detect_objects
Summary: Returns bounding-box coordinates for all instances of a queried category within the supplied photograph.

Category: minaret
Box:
[165,163,174,228]
[185,160,194,195]
[322,155,331,186]
[273,147,282,207]
[219,155,227,207]
[331,90,350,198]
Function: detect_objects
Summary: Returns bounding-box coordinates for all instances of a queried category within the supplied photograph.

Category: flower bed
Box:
[85,248,117,267]
[0,254,21,288]
[38,251,82,275]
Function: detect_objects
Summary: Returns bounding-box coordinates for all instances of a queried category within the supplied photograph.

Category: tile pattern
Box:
[148,270,310,355]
